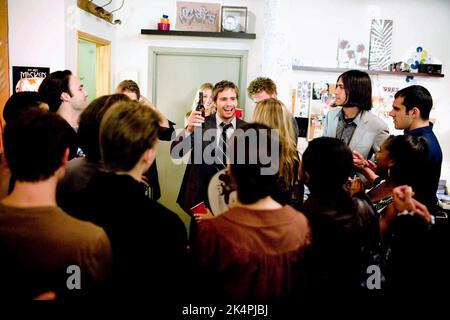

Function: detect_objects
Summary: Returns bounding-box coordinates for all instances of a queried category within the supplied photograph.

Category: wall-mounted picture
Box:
[337,38,369,69]
[309,82,336,140]
[176,1,220,32]
[12,66,50,93]
[369,19,393,71]
[372,83,403,135]
[221,6,247,32]
[295,81,311,118]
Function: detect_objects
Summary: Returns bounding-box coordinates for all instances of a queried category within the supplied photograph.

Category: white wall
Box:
[113,0,450,182]
[8,0,120,91]
[287,0,450,182]
[64,0,120,80]
[8,0,66,73]
[114,0,263,115]
[7,0,450,182]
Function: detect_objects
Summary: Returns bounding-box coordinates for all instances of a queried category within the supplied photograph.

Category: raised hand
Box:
[186,110,205,132]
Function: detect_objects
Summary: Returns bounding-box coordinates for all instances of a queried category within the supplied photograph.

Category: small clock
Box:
[221,6,247,33]
[222,15,239,32]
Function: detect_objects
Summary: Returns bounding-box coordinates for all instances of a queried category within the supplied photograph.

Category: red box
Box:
[157,23,170,31]
[235,108,243,119]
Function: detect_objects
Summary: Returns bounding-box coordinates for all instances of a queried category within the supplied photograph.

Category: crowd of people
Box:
[0,70,447,308]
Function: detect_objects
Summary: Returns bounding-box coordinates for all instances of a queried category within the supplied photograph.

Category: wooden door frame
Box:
[0,0,10,125]
[148,47,248,114]
[76,31,111,98]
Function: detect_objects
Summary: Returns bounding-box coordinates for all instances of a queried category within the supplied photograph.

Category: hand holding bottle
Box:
[186,110,205,132]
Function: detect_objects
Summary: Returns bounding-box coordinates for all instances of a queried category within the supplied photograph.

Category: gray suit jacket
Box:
[323,107,389,159]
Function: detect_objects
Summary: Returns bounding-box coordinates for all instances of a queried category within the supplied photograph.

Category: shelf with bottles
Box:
[292,65,444,78]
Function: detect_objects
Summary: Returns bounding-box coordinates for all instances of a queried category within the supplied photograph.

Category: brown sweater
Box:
[194,205,311,303]
[0,203,112,298]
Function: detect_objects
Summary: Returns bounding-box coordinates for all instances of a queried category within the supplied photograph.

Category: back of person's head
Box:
[38,70,72,113]
[100,100,161,172]
[212,80,239,102]
[394,85,433,120]
[253,98,295,139]
[116,80,140,100]
[302,137,353,195]
[3,109,75,182]
[337,70,372,110]
[385,134,429,195]
[78,94,131,162]
[247,77,277,98]
[3,92,48,123]
[253,98,299,190]
[230,123,278,204]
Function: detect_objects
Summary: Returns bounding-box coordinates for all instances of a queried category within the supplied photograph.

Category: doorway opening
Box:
[77,31,111,103]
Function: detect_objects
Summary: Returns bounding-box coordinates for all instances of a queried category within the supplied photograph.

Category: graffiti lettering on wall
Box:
[176,1,220,32]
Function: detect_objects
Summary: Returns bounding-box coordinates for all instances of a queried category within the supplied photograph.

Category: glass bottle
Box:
[194,91,205,127]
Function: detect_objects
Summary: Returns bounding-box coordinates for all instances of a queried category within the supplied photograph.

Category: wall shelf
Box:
[141,29,256,39]
[292,65,445,78]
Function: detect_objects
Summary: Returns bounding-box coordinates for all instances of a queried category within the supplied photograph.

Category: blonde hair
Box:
[191,83,215,115]
[253,98,299,190]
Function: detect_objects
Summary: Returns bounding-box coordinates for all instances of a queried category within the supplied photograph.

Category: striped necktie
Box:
[217,122,233,167]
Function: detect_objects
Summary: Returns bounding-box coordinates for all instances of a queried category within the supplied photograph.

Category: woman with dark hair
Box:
[298,137,380,292]
[323,70,389,160]
[354,134,435,292]
[354,135,430,225]
[193,123,311,304]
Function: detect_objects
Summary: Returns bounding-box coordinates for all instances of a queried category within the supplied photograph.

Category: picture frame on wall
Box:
[12,66,50,93]
[176,1,221,32]
[221,6,247,32]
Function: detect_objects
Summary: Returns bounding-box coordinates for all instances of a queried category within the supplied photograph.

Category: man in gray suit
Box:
[171,80,247,215]
[323,70,389,160]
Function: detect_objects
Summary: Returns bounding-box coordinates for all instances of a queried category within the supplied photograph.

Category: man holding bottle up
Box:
[171,80,247,221]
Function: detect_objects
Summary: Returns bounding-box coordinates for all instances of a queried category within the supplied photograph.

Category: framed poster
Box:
[176,1,220,32]
[12,66,50,92]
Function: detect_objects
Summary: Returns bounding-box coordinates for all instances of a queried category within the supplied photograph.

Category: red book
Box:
[190,201,207,215]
